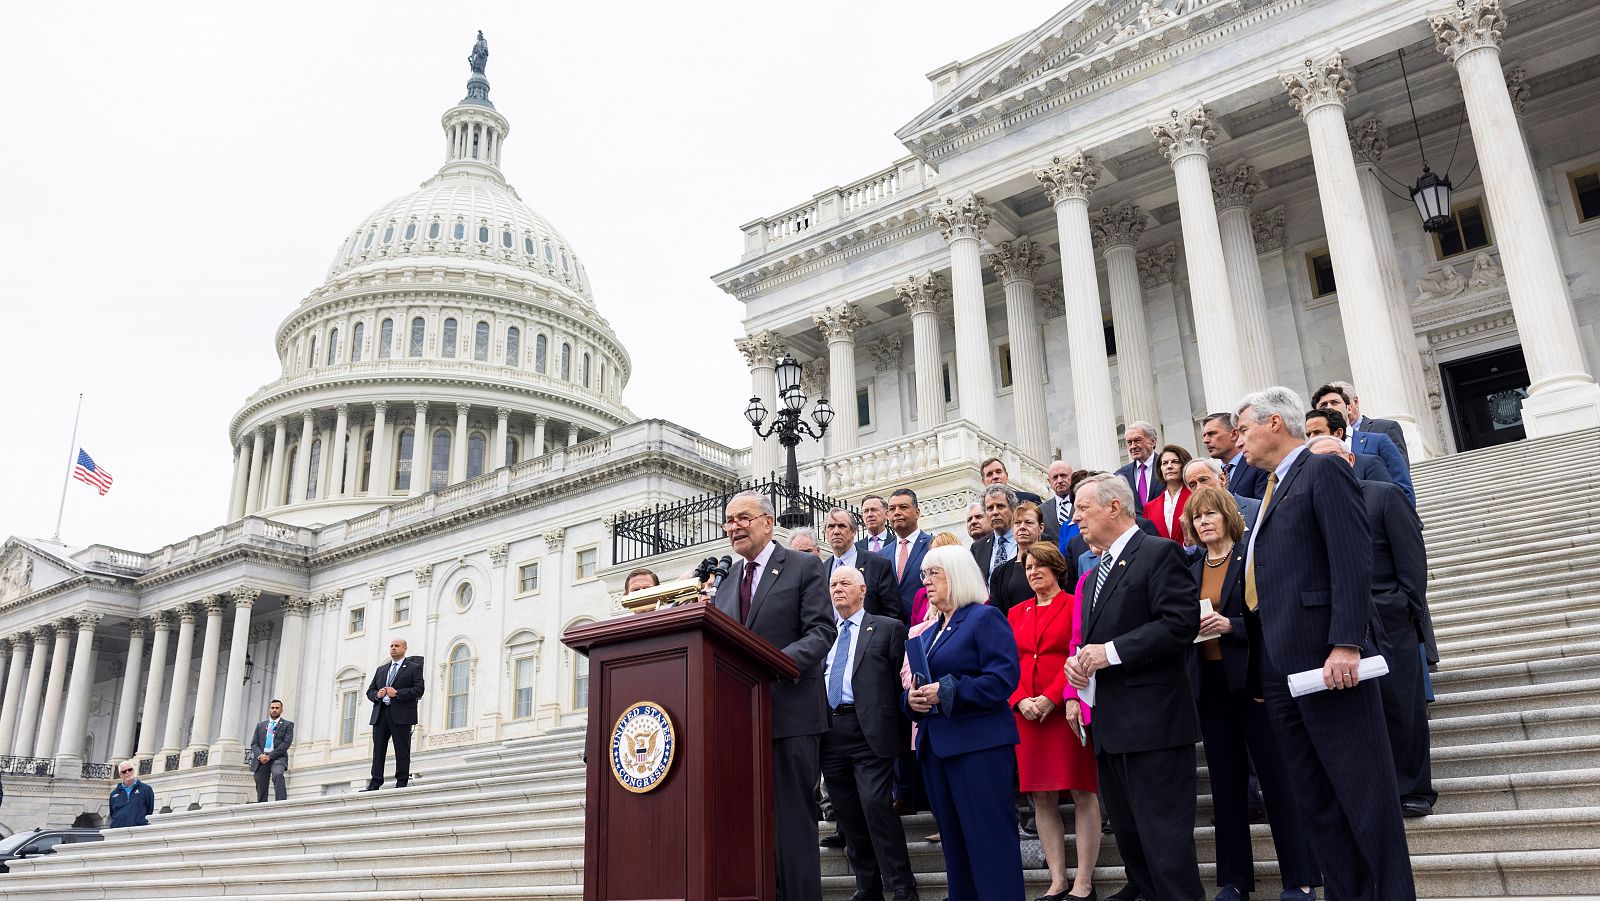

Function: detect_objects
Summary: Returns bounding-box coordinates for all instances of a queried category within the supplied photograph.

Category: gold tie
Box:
[1244,472,1278,612]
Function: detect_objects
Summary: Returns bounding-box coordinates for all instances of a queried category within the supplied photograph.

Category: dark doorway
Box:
[1441,346,1530,452]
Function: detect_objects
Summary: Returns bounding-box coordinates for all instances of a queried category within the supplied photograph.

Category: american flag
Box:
[72,449,114,495]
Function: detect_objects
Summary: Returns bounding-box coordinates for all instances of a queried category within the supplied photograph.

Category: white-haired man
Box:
[1115,421,1162,504]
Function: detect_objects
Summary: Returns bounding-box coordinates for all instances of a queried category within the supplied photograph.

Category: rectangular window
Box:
[347,606,365,637]
[514,657,537,719]
[1306,249,1337,298]
[941,362,953,405]
[1103,320,1118,358]
[573,653,589,709]
[856,386,871,430]
[339,690,358,745]
[392,594,411,626]
[997,343,1013,389]
[1569,165,1600,223]
[518,562,540,594]
[409,318,425,357]
[575,547,597,581]
[1432,198,1493,259]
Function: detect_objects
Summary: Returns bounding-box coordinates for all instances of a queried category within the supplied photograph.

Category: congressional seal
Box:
[609,700,676,793]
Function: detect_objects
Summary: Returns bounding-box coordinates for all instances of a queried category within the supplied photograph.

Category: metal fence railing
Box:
[611,477,860,565]
[0,756,55,777]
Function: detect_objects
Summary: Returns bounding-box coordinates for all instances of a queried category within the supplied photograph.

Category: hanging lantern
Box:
[1411,166,1454,233]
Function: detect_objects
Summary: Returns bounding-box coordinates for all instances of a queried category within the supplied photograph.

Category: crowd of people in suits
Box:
[712,380,1436,901]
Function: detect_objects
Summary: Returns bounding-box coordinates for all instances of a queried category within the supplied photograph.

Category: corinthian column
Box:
[291,411,315,503]
[1035,154,1119,468]
[186,596,226,755]
[369,401,390,493]
[328,404,351,499]
[33,621,74,758]
[265,417,289,509]
[987,239,1051,462]
[492,407,510,470]
[1432,2,1600,434]
[1091,206,1161,433]
[1211,163,1280,389]
[274,596,312,717]
[735,331,785,478]
[814,302,869,455]
[227,441,250,521]
[1282,54,1423,450]
[930,193,998,434]
[136,613,172,759]
[1152,108,1247,410]
[895,273,949,429]
[451,403,470,483]
[212,588,258,758]
[54,612,103,765]
[243,429,266,513]
[160,604,198,760]
[10,630,49,756]
[0,635,29,753]
[1350,119,1437,459]
[110,618,148,762]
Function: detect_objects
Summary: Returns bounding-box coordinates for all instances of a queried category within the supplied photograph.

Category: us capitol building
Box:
[4,0,1600,834]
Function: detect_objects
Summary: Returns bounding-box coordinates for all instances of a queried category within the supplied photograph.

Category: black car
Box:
[0,828,104,873]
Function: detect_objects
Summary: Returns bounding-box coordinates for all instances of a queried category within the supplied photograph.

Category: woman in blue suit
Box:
[904,544,1024,901]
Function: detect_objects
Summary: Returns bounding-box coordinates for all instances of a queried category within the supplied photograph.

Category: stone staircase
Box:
[5,429,1599,899]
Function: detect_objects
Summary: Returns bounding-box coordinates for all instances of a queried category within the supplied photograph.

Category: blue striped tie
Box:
[1092,553,1114,613]
[827,621,854,709]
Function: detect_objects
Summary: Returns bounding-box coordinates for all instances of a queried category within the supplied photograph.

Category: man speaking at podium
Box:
[715,491,836,901]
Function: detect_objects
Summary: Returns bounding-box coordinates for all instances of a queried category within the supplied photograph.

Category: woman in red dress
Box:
[1142,444,1193,543]
[1009,542,1100,900]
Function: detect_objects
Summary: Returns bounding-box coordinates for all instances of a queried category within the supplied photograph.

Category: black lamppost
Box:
[745,354,834,528]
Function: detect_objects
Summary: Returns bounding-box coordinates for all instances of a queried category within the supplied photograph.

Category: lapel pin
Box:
[1117,559,1129,567]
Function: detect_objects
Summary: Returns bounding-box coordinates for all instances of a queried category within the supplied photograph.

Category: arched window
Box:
[403,221,417,241]
[430,429,451,490]
[282,444,297,505]
[581,352,591,388]
[363,229,375,249]
[473,322,489,361]
[394,429,413,492]
[358,431,374,493]
[441,318,457,358]
[351,322,365,363]
[467,432,487,479]
[452,221,466,241]
[560,251,569,272]
[535,334,548,373]
[505,327,520,366]
[327,328,340,365]
[428,220,441,240]
[379,318,393,359]
[561,343,572,380]
[446,644,471,729]
[501,230,513,249]
[477,225,490,244]
[505,435,519,465]
[543,242,554,263]
[381,224,394,243]
[409,317,425,357]
[344,235,358,261]
[305,438,322,499]
[523,236,535,255]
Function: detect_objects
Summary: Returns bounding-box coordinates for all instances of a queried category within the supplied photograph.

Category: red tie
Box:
[1137,463,1148,501]
[896,538,910,580]
[739,560,757,622]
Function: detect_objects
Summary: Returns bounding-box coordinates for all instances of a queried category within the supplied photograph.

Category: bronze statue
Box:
[468,31,489,75]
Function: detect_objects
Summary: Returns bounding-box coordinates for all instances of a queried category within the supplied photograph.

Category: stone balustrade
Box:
[809,418,1047,499]
[744,155,937,257]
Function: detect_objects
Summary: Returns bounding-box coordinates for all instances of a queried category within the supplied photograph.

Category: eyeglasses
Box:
[920,567,945,580]
[722,512,769,528]
[119,768,133,774]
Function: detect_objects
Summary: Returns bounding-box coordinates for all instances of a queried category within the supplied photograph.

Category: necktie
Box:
[1091,553,1114,613]
[386,662,399,686]
[1225,460,1236,483]
[1058,500,1070,527]
[1244,472,1279,612]
[739,560,757,621]
[827,620,854,708]
[266,721,275,751]
[1136,463,1149,501]
[993,533,1011,573]
[896,538,910,580]
[870,534,882,553]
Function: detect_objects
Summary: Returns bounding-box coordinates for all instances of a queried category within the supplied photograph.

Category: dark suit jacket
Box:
[987,557,1032,614]
[834,611,910,759]
[1039,494,1074,546]
[1354,416,1408,460]
[1353,452,1393,486]
[248,719,294,771]
[714,542,836,739]
[1115,458,1164,504]
[367,657,425,725]
[902,602,1020,758]
[1226,457,1269,500]
[1079,530,1201,755]
[1065,516,1158,587]
[1250,450,1377,677]
[1188,549,1252,695]
[1361,479,1434,662]
[828,550,903,622]
[855,532,893,558]
[1351,431,1414,505]
[877,531,933,621]
[1011,488,1044,506]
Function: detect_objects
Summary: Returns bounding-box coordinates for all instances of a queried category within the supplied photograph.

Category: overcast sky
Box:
[0,0,1061,552]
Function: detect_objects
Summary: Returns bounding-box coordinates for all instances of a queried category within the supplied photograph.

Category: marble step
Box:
[1430,704,1600,747]
[1431,652,1600,690]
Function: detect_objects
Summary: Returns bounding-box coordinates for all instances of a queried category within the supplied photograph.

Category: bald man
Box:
[365,638,425,791]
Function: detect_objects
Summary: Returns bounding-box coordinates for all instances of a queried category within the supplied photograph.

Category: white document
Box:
[1287,655,1390,698]
[1195,598,1219,643]
[1079,673,1096,708]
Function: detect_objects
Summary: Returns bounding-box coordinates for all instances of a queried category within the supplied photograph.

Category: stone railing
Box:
[81,762,117,780]
[0,756,55,777]
[743,156,937,258]
[809,419,1047,499]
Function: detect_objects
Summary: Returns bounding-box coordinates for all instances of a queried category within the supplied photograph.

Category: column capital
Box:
[300,409,316,425]
[1034,284,1064,320]
[172,603,197,625]
[986,238,1046,284]
[1210,163,1264,211]
[496,406,511,421]
[813,302,869,344]
[1136,244,1178,290]
[372,399,388,416]
[256,423,271,438]
[800,358,829,400]
[894,272,950,316]
[1348,118,1387,163]
[282,595,312,615]
[126,617,149,640]
[1152,107,1218,163]
[1431,0,1506,64]
[1252,207,1287,254]
[930,192,992,242]
[415,564,435,587]
[865,335,903,372]
[1506,65,1530,116]
[1281,52,1352,117]
[335,403,350,417]
[273,415,287,430]
[734,329,785,369]
[0,635,13,654]
[52,616,76,633]
[1034,152,1099,205]
[1090,205,1147,251]
[368,577,387,599]
[20,627,41,643]
[231,586,260,609]
[413,400,429,417]
[533,412,550,426]
[203,594,227,616]
[455,402,471,417]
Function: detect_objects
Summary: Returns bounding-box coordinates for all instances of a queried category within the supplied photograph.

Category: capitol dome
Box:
[224,33,635,527]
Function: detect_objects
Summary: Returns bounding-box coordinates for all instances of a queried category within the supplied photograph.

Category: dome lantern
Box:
[440,31,509,180]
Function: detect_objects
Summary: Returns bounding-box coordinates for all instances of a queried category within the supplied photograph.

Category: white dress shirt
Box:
[744,540,778,598]
[830,547,858,572]
[1097,523,1142,666]
[823,607,867,705]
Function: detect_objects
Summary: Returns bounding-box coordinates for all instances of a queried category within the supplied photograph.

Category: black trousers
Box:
[369,705,412,788]
[1375,591,1436,804]
[1196,661,1320,890]
[774,733,823,901]
[1096,743,1204,901]
[253,757,288,802]
[820,713,918,900]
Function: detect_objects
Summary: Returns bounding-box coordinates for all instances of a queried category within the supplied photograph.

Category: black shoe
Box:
[1064,891,1098,901]
[1213,886,1248,901]
[360,783,381,792]
[1401,798,1434,817]
[1020,819,1039,838]
[1278,889,1315,901]
[1105,887,1142,901]
[893,798,917,816]
[820,831,847,848]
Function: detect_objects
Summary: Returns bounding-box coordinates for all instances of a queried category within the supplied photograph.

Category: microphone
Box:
[708,555,733,593]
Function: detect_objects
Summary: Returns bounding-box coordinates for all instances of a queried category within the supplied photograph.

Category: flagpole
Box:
[52,393,84,543]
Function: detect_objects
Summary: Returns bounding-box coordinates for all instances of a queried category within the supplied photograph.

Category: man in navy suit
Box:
[714,491,836,901]
[1237,387,1415,900]
[1314,381,1410,461]
[1306,408,1414,505]
[1201,412,1268,500]
[1039,459,1077,547]
[1114,421,1163,505]
[878,489,934,620]
[855,495,894,558]
[366,638,425,791]
[822,507,903,622]
[981,457,1043,506]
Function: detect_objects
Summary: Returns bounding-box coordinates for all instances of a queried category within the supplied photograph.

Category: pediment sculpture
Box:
[1,552,33,604]
[1416,262,1467,301]
[1466,251,1504,291]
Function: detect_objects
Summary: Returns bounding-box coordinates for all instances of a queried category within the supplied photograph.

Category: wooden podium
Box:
[563,602,799,901]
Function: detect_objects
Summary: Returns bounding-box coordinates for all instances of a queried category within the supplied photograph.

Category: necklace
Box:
[1204,544,1235,568]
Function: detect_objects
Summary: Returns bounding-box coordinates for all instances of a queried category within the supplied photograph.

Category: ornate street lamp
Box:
[1352,47,1467,234]
[746,354,833,528]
